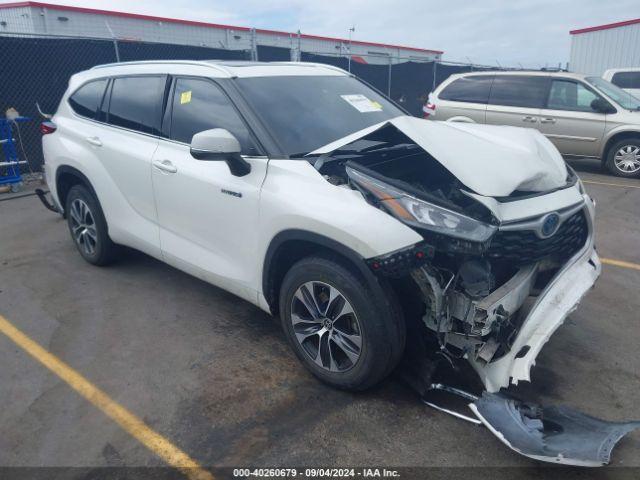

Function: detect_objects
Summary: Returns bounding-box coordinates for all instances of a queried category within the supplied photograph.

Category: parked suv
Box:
[428,71,640,177]
[42,61,599,395]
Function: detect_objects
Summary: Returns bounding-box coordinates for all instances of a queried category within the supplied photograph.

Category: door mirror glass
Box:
[190,128,251,176]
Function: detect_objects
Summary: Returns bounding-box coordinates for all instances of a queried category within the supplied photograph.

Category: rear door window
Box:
[106,76,166,135]
[168,77,256,154]
[546,79,600,112]
[439,75,493,103]
[68,79,108,119]
[611,71,640,89]
[488,75,549,108]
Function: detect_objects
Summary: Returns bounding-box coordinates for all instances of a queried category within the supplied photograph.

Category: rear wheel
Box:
[605,138,640,178]
[279,256,404,391]
[65,184,118,265]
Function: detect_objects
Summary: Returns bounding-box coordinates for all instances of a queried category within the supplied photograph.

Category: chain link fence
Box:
[0,32,252,174]
[0,32,524,174]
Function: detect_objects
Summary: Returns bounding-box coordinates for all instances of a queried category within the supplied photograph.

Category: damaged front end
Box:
[312,116,600,393]
[311,116,638,466]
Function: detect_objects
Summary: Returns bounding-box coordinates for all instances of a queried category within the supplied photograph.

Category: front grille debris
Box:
[488,210,588,264]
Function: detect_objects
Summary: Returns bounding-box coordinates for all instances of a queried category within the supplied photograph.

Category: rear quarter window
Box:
[68,79,108,119]
[439,76,493,103]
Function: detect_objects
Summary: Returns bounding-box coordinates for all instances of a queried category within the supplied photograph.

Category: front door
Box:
[538,79,607,157]
[151,76,268,302]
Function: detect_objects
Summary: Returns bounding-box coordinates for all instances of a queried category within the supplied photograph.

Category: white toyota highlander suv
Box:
[41,60,600,394]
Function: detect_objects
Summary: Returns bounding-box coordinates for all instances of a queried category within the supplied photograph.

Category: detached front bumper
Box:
[470,196,601,392]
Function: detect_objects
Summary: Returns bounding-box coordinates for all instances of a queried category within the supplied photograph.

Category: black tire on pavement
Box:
[65,184,119,266]
[279,255,405,391]
[605,138,640,178]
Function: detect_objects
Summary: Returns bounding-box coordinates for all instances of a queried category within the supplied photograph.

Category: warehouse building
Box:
[0,1,443,64]
[570,18,640,75]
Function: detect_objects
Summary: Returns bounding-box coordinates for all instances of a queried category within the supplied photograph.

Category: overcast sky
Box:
[10,0,640,67]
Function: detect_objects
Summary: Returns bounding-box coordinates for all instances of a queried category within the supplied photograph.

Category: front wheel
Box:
[605,138,640,178]
[279,256,405,391]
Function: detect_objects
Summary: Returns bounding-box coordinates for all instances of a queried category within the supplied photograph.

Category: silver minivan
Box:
[428,71,640,178]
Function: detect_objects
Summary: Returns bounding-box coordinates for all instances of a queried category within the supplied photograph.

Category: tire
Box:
[65,184,118,266]
[605,138,640,178]
[279,255,405,391]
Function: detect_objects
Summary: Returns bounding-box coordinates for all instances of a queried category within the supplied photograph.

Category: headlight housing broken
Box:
[347,166,497,243]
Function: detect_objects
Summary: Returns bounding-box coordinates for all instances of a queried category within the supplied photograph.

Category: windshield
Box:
[235,75,405,156]
[586,77,640,110]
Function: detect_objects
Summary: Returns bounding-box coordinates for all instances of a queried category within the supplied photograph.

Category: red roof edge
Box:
[0,1,443,54]
[570,18,640,35]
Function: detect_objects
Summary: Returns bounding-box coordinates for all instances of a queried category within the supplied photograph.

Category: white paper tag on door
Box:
[341,94,383,113]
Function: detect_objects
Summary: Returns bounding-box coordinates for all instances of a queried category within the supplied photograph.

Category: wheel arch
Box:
[600,129,640,163]
[445,116,476,123]
[55,165,97,217]
[262,230,383,316]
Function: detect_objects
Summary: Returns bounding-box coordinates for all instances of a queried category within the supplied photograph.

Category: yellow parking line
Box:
[601,258,640,272]
[0,314,213,480]
[583,180,640,189]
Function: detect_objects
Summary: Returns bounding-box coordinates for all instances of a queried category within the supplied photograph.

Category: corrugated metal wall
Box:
[0,5,35,32]
[570,23,640,75]
[0,5,440,65]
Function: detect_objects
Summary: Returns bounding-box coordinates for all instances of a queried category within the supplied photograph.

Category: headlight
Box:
[347,166,497,242]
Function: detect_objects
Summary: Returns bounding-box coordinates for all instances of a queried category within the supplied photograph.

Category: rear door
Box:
[485,75,550,129]
[91,75,166,254]
[538,78,607,157]
[151,76,268,301]
[435,75,493,123]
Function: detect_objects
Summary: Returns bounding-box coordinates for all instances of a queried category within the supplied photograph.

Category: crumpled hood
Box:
[310,116,568,197]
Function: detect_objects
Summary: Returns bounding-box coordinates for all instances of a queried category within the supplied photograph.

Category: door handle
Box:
[153,159,177,174]
[540,117,556,124]
[522,116,537,123]
[85,136,102,147]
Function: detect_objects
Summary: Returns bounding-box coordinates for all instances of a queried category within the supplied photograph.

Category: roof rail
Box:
[90,59,232,75]
[292,62,350,75]
[90,59,351,75]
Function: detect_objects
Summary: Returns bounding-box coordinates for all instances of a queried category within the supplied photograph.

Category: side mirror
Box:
[190,128,251,177]
[591,98,616,114]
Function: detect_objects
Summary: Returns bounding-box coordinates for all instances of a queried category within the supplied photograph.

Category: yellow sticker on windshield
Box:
[180,90,192,104]
[341,94,383,112]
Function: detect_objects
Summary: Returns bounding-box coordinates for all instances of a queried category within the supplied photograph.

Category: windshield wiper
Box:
[357,142,418,154]
[288,151,314,158]
[313,143,420,171]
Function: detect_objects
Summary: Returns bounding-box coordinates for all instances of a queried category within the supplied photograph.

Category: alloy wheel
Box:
[290,281,363,372]
[614,145,640,173]
[69,198,98,256]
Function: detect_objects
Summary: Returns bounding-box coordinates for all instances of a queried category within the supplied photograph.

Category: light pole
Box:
[348,26,355,72]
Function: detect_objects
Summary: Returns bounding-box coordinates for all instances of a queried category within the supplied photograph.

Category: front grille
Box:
[487,210,588,265]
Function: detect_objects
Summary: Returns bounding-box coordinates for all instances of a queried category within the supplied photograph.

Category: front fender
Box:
[259,160,423,261]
